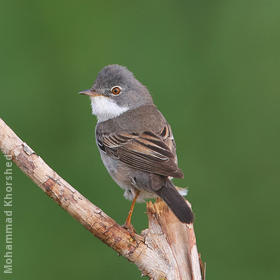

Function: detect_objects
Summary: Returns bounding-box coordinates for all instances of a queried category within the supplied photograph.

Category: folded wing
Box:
[98,130,184,178]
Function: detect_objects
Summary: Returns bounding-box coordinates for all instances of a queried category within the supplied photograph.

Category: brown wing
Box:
[97,129,183,178]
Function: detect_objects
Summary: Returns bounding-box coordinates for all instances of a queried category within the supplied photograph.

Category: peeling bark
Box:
[0,118,204,280]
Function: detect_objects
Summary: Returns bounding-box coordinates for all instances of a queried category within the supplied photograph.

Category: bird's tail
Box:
[155,179,194,224]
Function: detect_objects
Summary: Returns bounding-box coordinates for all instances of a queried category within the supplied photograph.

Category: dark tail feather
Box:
[155,179,194,224]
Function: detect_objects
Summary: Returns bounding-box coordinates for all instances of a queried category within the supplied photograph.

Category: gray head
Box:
[80,65,153,122]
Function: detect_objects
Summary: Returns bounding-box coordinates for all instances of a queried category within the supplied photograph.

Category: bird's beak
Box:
[79,89,102,97]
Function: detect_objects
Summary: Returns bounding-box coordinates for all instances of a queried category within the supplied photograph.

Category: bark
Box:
[0,118,205,280]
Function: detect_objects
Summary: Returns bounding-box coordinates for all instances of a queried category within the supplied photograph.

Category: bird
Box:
[80,64,193,230]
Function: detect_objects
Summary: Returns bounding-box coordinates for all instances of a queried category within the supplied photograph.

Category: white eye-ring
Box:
[111,86,122,95]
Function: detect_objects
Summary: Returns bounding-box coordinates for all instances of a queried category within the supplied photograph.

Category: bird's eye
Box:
[111,86,122,95]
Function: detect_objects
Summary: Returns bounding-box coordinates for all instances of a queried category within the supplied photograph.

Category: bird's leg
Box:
[124,189,140,233]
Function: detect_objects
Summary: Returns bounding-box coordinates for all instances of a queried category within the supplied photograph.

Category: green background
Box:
[0,0,279,279]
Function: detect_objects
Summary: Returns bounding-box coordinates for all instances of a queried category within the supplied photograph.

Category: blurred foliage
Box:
[0,0,279,279]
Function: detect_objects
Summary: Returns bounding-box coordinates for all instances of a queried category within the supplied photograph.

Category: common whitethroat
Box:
[80,65,193,229]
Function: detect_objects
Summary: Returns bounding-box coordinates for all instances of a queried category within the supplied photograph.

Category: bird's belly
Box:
[99,151,156,202]
[99,152,131,190]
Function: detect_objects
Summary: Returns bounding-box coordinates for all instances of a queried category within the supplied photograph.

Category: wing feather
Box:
[98,130,183,178]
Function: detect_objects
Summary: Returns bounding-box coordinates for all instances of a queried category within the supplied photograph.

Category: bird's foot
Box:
[123,222,137,237]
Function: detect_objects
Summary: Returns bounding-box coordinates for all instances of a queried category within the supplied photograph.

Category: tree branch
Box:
[0,118,204,280]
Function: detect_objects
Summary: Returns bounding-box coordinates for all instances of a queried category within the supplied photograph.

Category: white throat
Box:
[90,96,129,122]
